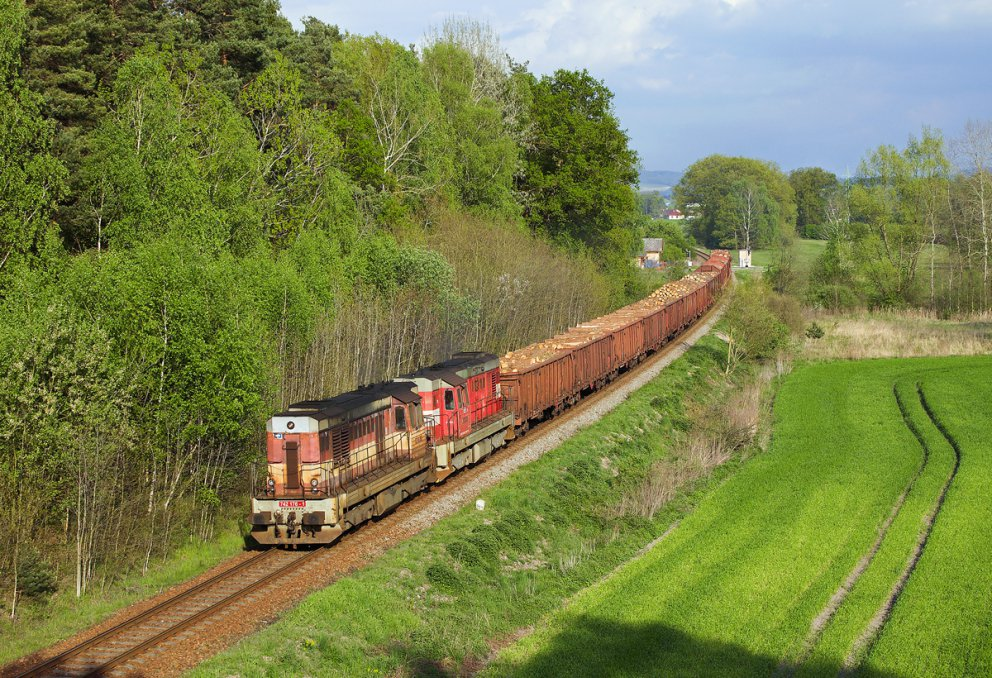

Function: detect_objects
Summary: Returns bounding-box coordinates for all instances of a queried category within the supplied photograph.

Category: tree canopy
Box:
[674,155,795,249]
[518,69,639,249]
[789,166,840,238]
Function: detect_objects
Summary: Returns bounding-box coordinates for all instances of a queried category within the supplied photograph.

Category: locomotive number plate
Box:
[278,500,306,508]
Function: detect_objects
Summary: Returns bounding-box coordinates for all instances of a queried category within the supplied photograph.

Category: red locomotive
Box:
[251,251,731,547]
[251,353,513,546]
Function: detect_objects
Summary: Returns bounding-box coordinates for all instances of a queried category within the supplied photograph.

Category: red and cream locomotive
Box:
[250,353,513,546]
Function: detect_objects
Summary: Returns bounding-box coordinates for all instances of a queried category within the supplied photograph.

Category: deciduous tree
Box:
[518,68,639,247]
[789,166,839,238]
[675,155,795,248]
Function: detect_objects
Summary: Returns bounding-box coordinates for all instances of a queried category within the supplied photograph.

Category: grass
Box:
[0,520,247,666]
[734,240,951,274]
[865,373,992,676]
[732,238,826,271]
[797,378,957,674]
[804,310,992,361]
[487,356,992,677]
[191,334,770,677]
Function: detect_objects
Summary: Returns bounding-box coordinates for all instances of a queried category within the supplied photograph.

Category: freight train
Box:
[250,250,731,546]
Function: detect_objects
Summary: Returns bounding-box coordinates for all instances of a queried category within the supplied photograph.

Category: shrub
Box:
[767,292,805,333]
[17,551,57,599]
[806,322,825,339]
[725,279,790,360]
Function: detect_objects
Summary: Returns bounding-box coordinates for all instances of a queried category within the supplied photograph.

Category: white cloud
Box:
[636,76,673,91]
[499,0,728,74]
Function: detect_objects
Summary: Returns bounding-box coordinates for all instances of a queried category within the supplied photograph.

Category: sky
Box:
[280,0,992,176]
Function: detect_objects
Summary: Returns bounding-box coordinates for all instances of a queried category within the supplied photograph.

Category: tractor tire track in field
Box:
[777,383,935,676]
[840,383,962,675]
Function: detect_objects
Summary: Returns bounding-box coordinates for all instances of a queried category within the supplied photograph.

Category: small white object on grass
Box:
[475,499,486,511]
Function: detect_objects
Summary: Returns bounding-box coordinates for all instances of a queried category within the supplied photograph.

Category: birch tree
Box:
[952,120,992,307]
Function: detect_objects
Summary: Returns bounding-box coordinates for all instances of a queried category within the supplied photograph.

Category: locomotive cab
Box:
[398,352,511,480]
[250,382,428,547]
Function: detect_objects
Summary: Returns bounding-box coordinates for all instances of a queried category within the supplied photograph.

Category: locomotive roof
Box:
[401,352,500,387]
[279,381,420,423]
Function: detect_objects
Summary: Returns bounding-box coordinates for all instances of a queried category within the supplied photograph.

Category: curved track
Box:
[7,277,730,678]
[12,549,321,678]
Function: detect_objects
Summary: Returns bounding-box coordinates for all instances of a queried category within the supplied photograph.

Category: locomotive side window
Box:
[444,390,455,410]
[458,387,468,409]
[395,406,406,431]
[412,403,423,428]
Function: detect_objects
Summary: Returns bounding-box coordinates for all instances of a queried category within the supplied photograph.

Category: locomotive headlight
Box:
[310,478,319,493]
[266,477,275,494]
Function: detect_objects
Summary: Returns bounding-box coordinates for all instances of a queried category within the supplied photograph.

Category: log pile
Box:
[501,268,719,372]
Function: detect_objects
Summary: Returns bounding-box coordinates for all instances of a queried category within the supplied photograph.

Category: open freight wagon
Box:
[500,251,730,431]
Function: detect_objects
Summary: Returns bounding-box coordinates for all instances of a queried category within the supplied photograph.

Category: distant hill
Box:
[637,170,682,197]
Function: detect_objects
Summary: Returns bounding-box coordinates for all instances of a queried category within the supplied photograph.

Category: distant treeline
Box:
[0,0,646,612]
[672,126,992,311]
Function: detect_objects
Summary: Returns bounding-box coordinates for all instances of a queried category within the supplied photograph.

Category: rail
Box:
[14,548,321,678]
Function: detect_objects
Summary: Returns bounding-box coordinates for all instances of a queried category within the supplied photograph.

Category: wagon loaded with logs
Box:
[500,250,730,431]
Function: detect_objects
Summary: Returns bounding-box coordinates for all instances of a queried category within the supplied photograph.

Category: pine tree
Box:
[0,0,67,286]
[172,0,294,95]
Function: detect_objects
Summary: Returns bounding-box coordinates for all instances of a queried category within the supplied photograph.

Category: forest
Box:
[0,0,649,615]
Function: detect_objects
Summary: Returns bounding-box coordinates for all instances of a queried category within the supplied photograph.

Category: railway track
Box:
[9,271,730,678]
[13,548,322,678]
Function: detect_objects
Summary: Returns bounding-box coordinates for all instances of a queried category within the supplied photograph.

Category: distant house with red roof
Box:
[664,209,684,220]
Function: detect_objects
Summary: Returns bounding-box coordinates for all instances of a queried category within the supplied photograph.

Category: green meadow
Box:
[489,357,992,677]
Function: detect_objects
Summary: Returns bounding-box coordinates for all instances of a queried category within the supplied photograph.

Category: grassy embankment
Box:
[192,333,772,677]
[0,522,246,666]
[488,356,992,677]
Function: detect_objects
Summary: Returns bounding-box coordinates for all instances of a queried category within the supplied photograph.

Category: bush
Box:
[725,279,790,360]
[767,292,805,333]
[17,551,57,599]
[806,322,825,339]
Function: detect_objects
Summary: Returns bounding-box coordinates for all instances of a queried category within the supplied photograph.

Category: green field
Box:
[732,238,826,270]
[732,238,952,276]
[488,357,992,677]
